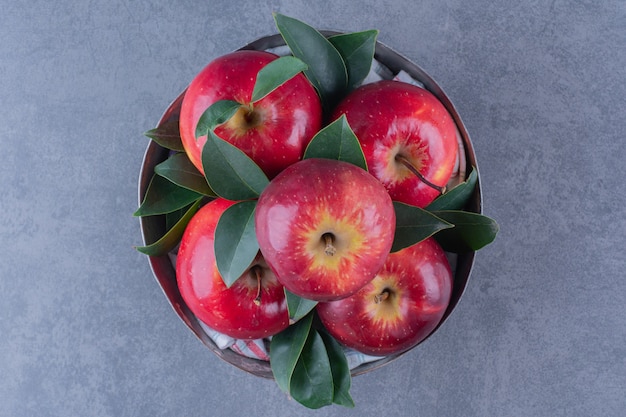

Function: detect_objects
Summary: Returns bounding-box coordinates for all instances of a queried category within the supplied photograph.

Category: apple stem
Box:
[374,289,391,304]
[395,154,446,194]
[243,105,257,125]
[227,104,263,131]
[323,233,336,256]
[252,266,263,306]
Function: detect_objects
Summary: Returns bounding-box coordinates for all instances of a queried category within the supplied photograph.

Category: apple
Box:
[316,237,453,356]
[254,158,396,302]
[176,198,289,340]
[332,80,458,207]
[179,50,322,179]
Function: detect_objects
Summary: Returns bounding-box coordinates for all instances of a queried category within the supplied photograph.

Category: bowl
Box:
[138,32,482,379]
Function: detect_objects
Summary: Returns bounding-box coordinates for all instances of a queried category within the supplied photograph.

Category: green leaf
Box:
[274,13,348,109]
[134,174,203,217]
[201,131,269,200]
[430,210,499,252]
[328,30,378,90]
[165,204,192,230]
[154,152,214,196]
[285,290,318,324]
[135,198,202,256]
[195,100,241,138]
[303,115,367,170]
[319,331,354,408]
[252,56,308,102]
[426,167,478,211]
[144,119,184,151]
[392,202,454,252]
[214,200,259,287]
[289,329,334,409]
[271,313,314,394]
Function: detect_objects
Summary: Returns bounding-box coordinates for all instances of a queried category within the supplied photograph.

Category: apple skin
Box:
[176,198,289,340]
[316,237,453,356]
[332,80,458,208]
[179,50,322,179]
[255,158,396,302]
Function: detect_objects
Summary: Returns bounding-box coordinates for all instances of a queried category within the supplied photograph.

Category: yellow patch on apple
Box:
[301,211,367,272]
[363,274,407,327]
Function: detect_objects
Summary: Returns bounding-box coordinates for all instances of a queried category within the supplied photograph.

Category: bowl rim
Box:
[138,32,482,379]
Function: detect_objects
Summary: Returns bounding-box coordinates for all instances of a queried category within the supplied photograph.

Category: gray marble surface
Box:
[1,1,624,416]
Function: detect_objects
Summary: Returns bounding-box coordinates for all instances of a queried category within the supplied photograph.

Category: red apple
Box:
[316,237,453,356]
[179,50,322,178]
[254,158,396,302]
[332,80,458,207]
[176,198,289,339]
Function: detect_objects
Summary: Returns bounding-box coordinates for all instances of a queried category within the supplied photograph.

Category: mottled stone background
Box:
[1,1,624,416]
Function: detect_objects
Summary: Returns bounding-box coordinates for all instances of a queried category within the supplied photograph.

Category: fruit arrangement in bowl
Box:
[135,13,498,409]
